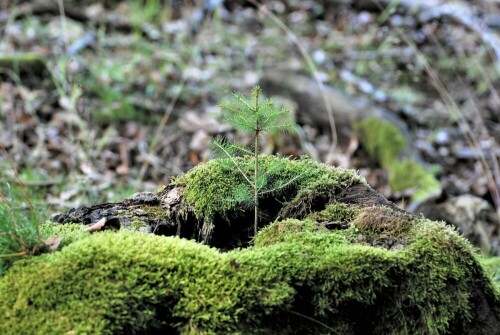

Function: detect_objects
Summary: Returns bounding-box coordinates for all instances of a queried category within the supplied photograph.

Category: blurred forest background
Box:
[1,0,499,257]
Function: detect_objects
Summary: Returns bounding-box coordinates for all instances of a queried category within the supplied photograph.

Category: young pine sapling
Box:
[214,86,297,236]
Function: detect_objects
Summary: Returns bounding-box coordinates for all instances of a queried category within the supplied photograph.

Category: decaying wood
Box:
[54,181,413,250]
[53,193,177,236]
[335,183,407,213]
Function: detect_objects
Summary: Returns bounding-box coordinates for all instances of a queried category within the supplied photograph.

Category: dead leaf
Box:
[45,236,63,252]
[86,217,121,233]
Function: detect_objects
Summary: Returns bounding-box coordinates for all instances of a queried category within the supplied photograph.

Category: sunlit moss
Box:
[355,118,441,203]
[389,160,442,202]
[254,218,332,247]
[355,118,406,166]
[39,221,89,248]
[1,221,497,334]
[481,257,500,290]
[172,156,365,221]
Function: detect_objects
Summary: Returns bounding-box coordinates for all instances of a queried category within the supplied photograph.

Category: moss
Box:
[258,205,413,251]
[172,155,365,222]
[481,257,500,290]
[39,221,90,248]
[115,203,171,232]
[141,205,168,218]
[129,219,148,231]
[389,160,442,202]
[254,218,331,247]
[307,202,360,223]
[355,118,407,166]
[2,157,498,334]
[0,52,48,75]
[355,118,441,203]
[1,222,497,335]
[352,206,414,248]
[0,232,295,335]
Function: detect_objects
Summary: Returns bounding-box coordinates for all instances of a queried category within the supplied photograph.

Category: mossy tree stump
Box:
[2,156,499,334]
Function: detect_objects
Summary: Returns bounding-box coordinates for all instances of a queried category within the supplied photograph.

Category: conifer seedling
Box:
[214,86,297,236]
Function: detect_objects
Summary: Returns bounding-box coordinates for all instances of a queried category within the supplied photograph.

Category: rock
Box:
[419,195,500,255]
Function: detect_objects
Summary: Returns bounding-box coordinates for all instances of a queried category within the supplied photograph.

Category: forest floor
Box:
[1,0,500,255]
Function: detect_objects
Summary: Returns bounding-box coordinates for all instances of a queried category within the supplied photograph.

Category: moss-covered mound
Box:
[169,156,365,247]
[173,155,365,219]
[1,156,499,334]
[1,216,499,334]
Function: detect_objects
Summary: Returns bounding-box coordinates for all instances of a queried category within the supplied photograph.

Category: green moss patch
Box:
[482,257,500,289]
[355,118,441,203]
[173,155,365,222]
[254,218,331,247]
[307,202,360,223]
[1,220,498,334]
[39,221,90,248]
[388,160,442,203]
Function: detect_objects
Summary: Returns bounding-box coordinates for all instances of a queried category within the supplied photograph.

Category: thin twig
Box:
[248,0,338,155]
[285,310,340,334]
[137,7,216,184]
[0,144,34,213]
[0,252,27,258]
[212,141,254,187]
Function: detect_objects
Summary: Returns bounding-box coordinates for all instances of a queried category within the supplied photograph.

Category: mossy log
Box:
[3,156,499,334]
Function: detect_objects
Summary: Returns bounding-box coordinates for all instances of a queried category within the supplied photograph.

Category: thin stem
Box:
[258,169,308,195]
[248,0,338,153]
[254,88,260,236]
[254,131,259,236]
[0,252,27,258]
[213,141,253,187]
[285,310,339,334]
